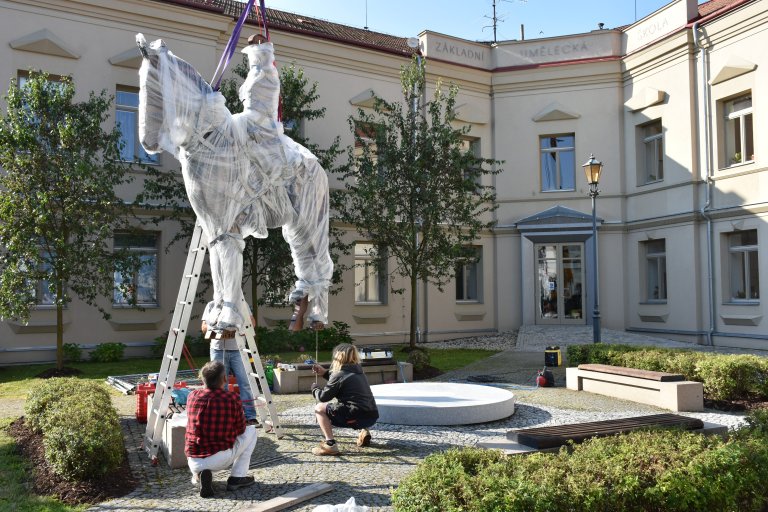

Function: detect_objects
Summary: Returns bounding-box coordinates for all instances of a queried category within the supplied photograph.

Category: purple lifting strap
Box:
[211,0,256,91]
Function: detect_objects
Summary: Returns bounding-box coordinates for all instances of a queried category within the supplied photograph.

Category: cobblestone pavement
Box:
[89,327,766,512]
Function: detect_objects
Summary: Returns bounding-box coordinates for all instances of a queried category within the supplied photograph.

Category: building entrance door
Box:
[535,243,584,324]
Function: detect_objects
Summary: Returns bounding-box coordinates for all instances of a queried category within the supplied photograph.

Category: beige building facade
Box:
[0,0,766,364]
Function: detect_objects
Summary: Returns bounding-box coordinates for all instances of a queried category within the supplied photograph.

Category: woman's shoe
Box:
[356,428,371,447]
[311,441,340,456]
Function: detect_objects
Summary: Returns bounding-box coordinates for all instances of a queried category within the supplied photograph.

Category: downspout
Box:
[692,20,715,346]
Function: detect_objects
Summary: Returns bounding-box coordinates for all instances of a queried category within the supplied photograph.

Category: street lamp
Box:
[582,154,603,343]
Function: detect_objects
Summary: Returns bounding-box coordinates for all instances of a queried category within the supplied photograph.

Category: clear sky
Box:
[260,0,702,42]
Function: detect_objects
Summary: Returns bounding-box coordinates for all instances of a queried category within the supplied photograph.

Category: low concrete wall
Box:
[273,362,413,394]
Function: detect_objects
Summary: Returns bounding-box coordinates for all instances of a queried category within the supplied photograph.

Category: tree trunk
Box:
[409,270,418,349]
[56,279,64,370]
[250,246,259,327]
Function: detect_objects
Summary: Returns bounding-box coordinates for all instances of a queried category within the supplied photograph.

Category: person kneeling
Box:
[310,343,379,455]
[185,360,257,498]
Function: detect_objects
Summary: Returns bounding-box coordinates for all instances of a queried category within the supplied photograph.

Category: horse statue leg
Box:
[202,231,246,334]
[283,158,333,332]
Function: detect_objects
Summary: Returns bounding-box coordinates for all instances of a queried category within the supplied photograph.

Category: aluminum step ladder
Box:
[143,222,283,465]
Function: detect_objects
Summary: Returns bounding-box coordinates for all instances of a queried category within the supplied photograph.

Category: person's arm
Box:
[230,393,246,435]
[312,371,342,403]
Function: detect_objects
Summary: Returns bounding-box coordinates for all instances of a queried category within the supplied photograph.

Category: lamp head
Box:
[582,153,603,185]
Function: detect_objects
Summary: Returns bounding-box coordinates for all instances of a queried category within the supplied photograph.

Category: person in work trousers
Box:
[310,343,379,455]
[185,360,257,498]
[202,317,258,425]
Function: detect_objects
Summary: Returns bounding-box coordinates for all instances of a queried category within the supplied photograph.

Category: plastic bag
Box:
[312,497,368,512]
[171,387,191,405]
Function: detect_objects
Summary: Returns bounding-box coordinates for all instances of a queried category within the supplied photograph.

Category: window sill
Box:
[639,300,667,305]
[541,188,576,194]
[112,304,160,309]
[638,179,663,187]
[719,160,755,172]
[723,300,759,306]
[456,300,483,305]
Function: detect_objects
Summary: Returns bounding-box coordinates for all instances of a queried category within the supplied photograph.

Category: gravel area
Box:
[74,328,768,511]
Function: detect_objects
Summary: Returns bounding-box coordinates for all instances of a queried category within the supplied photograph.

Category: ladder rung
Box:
[178,301,191,305]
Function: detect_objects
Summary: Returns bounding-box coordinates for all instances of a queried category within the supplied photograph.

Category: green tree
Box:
[334,56,501,348]
[0,72,142,369]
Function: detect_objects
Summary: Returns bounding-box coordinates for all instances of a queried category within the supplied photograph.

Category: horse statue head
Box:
[136,33,215,156]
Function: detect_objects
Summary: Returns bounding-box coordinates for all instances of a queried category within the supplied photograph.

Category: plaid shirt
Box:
[184,387,245,458]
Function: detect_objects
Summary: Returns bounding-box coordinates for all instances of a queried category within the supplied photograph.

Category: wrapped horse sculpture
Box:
[135,34,332,333]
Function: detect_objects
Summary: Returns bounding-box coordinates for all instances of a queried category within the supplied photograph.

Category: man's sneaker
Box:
[199,469,214,498]
[311,441,340,456]
[356,428,372,447]
[226,475,255,491]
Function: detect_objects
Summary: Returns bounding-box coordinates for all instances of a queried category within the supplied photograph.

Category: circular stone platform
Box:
[370,382,515,426]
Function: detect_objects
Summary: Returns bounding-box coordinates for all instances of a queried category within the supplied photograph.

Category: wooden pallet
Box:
[509,413,704,449]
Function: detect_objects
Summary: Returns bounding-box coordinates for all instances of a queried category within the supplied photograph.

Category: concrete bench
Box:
[273,361,413,393]
[566,364,704,412]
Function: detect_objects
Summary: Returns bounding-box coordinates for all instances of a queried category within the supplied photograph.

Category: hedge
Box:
[392,410,768,512]
[24,377,112,433]
[24,378,124,480]
[566,344,768,401]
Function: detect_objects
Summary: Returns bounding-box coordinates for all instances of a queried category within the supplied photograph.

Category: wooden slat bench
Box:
[566,364,704,411]
[509,413,704,449]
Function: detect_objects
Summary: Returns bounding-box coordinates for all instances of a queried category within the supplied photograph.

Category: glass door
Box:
[536,243,584,324]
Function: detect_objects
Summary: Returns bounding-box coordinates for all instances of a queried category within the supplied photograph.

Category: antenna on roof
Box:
[483,0,528,43]
[364,0,369,30]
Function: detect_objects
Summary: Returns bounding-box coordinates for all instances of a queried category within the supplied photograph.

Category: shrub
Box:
[393,429,768,511]
[406,348,431,371]
[24,377,111,433]
[43,392,124,480]
[695,354,768,401]
[62,343,82,362]
[89,342,126,363]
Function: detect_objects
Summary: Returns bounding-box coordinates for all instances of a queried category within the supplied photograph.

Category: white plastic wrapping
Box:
[136,34,332,330]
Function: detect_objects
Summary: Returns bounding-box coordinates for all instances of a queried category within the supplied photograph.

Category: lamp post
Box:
[582,154,603,343]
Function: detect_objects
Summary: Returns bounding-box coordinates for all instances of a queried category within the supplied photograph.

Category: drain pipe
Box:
[693,20,715,346]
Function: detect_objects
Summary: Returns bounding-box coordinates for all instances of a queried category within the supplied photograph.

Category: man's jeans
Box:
[210,348,257,421]
[188,425,257,478]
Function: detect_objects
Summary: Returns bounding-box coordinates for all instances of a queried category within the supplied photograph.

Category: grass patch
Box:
[0,418,85,512]
[0,348,498,400]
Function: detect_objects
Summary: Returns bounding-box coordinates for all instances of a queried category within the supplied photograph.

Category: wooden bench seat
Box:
[509,413,705,449]
[566,364,704,412]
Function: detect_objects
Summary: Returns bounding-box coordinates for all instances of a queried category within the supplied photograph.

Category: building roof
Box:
[160,0,749,57]
[160,0,416,56]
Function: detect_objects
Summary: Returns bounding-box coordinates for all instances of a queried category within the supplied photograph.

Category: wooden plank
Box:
[578,364,685,382]
[245,482,334,512]
[509,414,704,449]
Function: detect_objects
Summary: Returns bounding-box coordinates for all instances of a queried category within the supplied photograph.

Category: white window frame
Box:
[113,232,160,307]
[723,93,754,167]
[540,134,576,192]
[456,246,483,302]
[643,239,667,302]
[727,230,759,301]
[354,243,386,304]
[116,87,158,165]
[641,120,664,184]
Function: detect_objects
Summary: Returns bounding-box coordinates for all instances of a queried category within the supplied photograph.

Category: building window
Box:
[116,88,158,164]
[354,243,386,304]
[113,232,159,306]
[723,93,753,166]
[456,246,482,302]
[728,230,759,301]
[540,134,575,192]
[641,120,664,184]
[643,239,667,301]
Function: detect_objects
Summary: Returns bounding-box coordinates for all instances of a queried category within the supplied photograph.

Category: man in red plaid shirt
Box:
[185,360,257,498]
